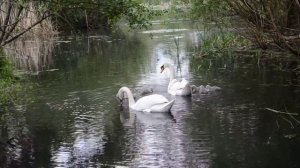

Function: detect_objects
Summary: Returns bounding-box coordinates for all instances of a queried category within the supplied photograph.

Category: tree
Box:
[0,0,157,46]
[226,0,300,55]
[189,0,300,56]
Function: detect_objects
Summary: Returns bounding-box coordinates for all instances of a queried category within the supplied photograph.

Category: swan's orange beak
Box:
[160,65,165,73]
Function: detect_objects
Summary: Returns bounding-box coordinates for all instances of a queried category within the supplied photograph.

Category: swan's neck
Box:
[190,85,198,93]
[119,87,135,106]
[167,65,175,81]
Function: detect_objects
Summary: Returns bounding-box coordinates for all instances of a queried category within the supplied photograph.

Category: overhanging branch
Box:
[1,12,51,46]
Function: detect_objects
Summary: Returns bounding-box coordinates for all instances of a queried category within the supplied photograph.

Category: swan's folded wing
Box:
[150,99,175,112]
[181,78,189,85]
[170,79,189,90]
[169,78,191,96]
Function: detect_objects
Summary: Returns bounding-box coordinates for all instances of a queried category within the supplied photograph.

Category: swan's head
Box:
[160,63,171,73]
[116,87,133,103]
[116,88,125,101]
[190,85,198,93]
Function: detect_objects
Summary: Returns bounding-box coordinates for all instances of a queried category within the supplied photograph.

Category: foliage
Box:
[0,55,20,105]
[0,0,158,47]
[189,0,232,22]
[188,0,300,56]
[47,0,160,31]
[226,0,300,56]
[197,30,250,57]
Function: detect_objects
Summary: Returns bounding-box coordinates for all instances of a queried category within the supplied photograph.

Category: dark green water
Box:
[1,21,300,168]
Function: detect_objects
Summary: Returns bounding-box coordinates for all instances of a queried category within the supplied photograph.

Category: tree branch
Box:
[3,6,24,42]
[295,0,300,9]
[1,12,51,46]
[0,1,13,43]
[265,108,298,116]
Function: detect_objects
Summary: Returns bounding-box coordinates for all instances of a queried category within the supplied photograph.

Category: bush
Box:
[0,55,20,105]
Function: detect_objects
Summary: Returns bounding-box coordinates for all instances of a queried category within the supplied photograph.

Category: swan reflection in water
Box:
[118,103,187,167]
[118,94,213,167]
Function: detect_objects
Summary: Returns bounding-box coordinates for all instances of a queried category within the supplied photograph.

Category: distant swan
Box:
[116,87,175,113]
[160,63,191,96]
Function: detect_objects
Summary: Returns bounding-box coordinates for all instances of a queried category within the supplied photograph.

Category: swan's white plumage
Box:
[117,87,174,113]
[168,78,191,96]
[161,63,191,96]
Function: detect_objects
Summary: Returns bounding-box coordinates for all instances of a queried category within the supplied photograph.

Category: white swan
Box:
[116,87,175,113]
[160,63,191,96]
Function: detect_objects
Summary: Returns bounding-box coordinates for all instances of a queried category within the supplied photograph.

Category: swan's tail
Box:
[150,99,175,113]
[160,99,175,112]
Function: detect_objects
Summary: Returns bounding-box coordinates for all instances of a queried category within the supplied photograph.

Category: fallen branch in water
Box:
[280,116,294,129]
[267,107,300,128]
[289,112,300,124]
[265,108,298,116]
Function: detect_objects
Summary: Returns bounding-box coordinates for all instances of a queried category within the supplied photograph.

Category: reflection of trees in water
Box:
[189,54,300,167]
[4,36,54,73]
[0,106,34,168]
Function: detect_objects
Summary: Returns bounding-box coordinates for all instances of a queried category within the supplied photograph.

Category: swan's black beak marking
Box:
[160,65,165,73]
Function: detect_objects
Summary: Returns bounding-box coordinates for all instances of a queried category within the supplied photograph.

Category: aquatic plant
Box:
[195,28,251,58]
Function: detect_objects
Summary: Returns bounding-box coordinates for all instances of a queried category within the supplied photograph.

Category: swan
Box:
[191,85,222,94]
[116,87,175,113]
[160,63,191,96]
[140,88,153,96]
[205,85,222,92]
[191,85,208,94]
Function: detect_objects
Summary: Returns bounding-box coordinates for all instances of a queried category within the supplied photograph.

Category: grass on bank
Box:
[0,55,21,106]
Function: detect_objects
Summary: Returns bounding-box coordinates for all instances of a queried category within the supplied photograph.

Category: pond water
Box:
[1,20,300,168]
